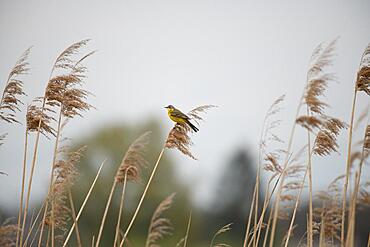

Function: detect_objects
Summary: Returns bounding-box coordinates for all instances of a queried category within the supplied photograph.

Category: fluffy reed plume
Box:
[210,223,232,247]
[45,51,94,118]
[113,132,151,246]
[165,105,216,159]
[38,42,94,247]
[358,182,370,206]
[0,220,17,247]
[364,125,370,150]
[53,39,90,70]
[0,47,31,124]
[44,145,85,240]
[278,162,306,220]
[356,43,370,95]
[145,193,175,247]
[313,117,347,157]
[26,99,56,137]
[339,42,370,244]
[314,176,344,243]
[305,39,337,113]
[268,40,338,247]
[96,132,151,247]
[243,95,285,247]
[21,42,93,246]
[115,131,151,183]
[264,153,283,174]
[166,124,195,159]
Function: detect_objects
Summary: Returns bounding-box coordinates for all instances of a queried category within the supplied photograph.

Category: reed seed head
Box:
[0,47,31,124]
[26,99,56,137]
[45,145,85,237]
[165,105,216,159]
[145,193,175,247]
[356,43,370,95]
[46,45,94,119]
[0,220,17,247]
[313,117,347,156]
[115,131,151,183]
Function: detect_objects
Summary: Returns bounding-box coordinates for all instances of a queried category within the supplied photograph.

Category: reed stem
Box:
[95,180,117,247]
[119,147,165,247]
[341,89,358,245]
[113,173,128,247]
[16,130,28,247]
[63,159,106,247]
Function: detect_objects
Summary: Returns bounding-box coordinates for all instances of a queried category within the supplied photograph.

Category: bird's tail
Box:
[186,120,199,132]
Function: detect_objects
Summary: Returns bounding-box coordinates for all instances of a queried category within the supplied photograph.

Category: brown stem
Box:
[183,210,192,247]
[69,190,82,247]
[19,98,46,247]
[262,205,274,247]
[254,179,273,247]
[341,89,358,245]
[38,202,49,246]
[306,107,313,247]
[37,108,63,247]
[16,130,28,247]
[284,165,309,247]
[62,159,106,247]
[114,173,128,247]
[119,147,165,247]
[95,180,118,247]
[268,99,303,247]
[242,181,257,247]
[22,200,46,247]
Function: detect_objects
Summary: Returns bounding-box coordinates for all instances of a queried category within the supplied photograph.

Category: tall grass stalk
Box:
[63,159,106,247]
[346,119,369,246]
[341,88,358,245]
[242,181,257,247]
[68,190,82,247]
[22,201,46,247]
[37,109,62,247]
[306,108,314,247]
[262,206,274,247]
[254,177,276,247]
[16,129,28,247]
[119,147,165,247]
[113,173,128,247]
[95,180,118,247]
[183,210,192,247]
[268,105,302,247]
[284,164,309,247]
[19,97,46,247]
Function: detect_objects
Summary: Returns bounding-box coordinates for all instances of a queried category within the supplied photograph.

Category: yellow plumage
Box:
[165,105,199,132]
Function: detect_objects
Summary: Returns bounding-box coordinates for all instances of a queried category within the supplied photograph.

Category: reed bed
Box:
[0,39,369,247]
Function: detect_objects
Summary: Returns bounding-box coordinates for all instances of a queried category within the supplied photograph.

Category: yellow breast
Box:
[167,109,186,124]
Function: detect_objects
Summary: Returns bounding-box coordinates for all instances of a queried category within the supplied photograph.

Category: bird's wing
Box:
[171,109,189,120]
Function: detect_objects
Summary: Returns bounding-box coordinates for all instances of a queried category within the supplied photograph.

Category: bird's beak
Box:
[164,106,169,109]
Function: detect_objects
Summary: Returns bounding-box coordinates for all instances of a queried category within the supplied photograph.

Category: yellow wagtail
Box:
[165,105,199,132]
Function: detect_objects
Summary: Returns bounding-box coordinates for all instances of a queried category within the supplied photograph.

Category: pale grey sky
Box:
[0,0,370,209]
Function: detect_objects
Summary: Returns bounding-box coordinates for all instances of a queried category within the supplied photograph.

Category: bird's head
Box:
[164,105,175,110]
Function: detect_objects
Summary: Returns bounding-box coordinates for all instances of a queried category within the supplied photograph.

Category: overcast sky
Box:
[1,0,370,210]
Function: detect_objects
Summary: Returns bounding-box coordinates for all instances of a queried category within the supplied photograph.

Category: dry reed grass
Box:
[1,37,370,247]
[145,193,175,247]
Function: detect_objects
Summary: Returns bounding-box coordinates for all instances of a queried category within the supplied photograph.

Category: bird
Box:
[165,105,199,132]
